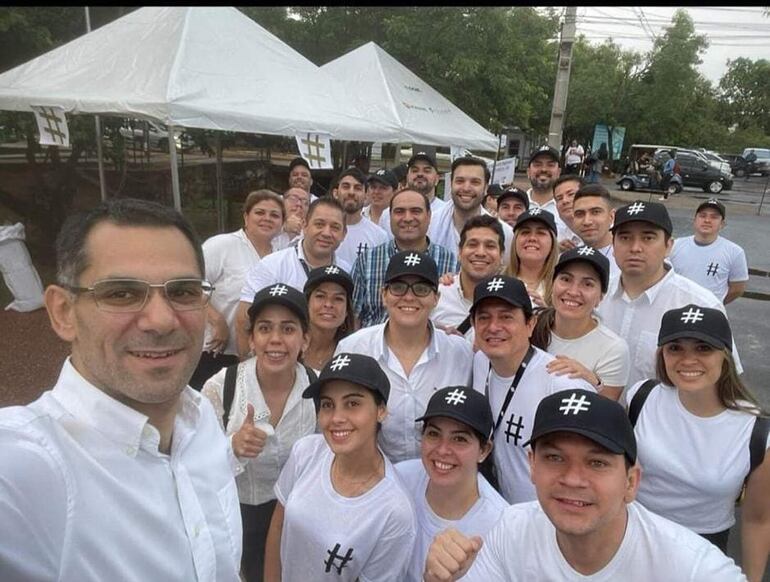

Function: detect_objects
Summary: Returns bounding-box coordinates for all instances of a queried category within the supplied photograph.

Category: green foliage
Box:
[718,57,770,134]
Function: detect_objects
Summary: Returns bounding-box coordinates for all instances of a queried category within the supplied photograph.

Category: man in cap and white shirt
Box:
[423,389,747,581]
[495,187,530,229]
[525,144,569,238]
[362,168,398,226]
[235,197,351,358]
[337,251,472,463]
[669,198,748,304]
[469,274,595,504]
[331,167,389,266]
[378,152,447,233]
[596,199,742,389]
[428,156,515,266]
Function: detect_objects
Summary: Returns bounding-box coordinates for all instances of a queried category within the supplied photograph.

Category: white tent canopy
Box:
[0,7,400,142]
[321,42,498,151]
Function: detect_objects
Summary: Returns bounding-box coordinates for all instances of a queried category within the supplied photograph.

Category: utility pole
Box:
[547,6,577,151]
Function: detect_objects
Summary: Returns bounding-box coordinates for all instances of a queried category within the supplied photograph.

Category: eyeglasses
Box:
[286,194,309,207]
[386,280,435,298]
[63,278,214,313]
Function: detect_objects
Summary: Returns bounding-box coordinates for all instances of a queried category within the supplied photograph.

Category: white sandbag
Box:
[0,223,45,312]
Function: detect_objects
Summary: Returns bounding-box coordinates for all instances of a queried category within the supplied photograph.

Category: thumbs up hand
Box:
[232,403,268,458]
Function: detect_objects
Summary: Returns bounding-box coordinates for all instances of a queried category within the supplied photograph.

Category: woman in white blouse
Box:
[627,304,769,580]
[201,284,316,582]
[190,189,286,389]
[530,246,630,400]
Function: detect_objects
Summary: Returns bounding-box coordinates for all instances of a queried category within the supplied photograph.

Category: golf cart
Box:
[617,144,682,196]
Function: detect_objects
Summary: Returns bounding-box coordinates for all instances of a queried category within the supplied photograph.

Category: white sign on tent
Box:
[295,133,334,170]
[488,157,517,186]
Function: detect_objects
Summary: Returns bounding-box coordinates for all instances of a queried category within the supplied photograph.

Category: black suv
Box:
[653,149,733,194]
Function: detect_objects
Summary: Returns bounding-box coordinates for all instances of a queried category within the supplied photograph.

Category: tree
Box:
[718,58,770,134]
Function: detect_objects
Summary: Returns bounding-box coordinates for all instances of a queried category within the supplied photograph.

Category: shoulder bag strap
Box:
[628,379,658,428]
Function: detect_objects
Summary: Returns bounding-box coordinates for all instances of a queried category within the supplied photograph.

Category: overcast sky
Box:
[570,6,770,85]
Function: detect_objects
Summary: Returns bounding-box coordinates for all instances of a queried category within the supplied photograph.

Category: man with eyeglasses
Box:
[336,251,472,463]
[274,187,311,247]
[0,198,241,581]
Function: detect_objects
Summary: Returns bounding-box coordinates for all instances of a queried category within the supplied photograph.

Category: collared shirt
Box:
[427,203,514,266]
[335,322,473,463]
[335,216,389,266]
[240,238,352,302]
[0,359,242,582]
[201,359,317,506]
[352,239,459,328]
[597,268,742,387]
[431,275,475,343]
[203,228,280,355]
[377,195,448,236]
[597,243,622,279]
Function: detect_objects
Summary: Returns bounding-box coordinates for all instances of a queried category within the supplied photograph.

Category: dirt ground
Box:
[0,307,69,406]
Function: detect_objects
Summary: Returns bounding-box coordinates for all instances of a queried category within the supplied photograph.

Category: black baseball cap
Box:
[470,275,532,318]
[304,265,354,298]
[497,187,530,211]
[392,163,408,183]
[486,184,505,198]
[385,250,439,287]
[368,168,399,190]
[696,198,726,219]
[416,386,495,441]
[289,156,311,172]
[554,246,610,293]
[528,145,560,165]
[407,151,438,170]
[611,200,673,236]
[247,283,308,328]
[514,207,557,236]
[523,389,637,465]
[303,352,390,404]
[657,304,732,350]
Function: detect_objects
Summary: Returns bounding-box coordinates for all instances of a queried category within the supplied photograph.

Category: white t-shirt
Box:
[596,267,742,387]
[203,229,278,355]
[274,434,416,582]
[335,217,389,266]
[239,240,352,302]
[394,458,507,582]
[670,235,749,301]
[628,380,769,533]
[472,348,596,504]
[461,500,746,581]
[336,323,473,463]
[430,276,475,343]
[565,144,585,165]
[547,320,630,387]
[427,203,515,266]
[201,360,317,506]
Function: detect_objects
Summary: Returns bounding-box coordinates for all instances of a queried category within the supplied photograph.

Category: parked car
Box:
[652,148,733,194]
[695,148,731,175]
[740,148,770,177]
[118,120,193,152]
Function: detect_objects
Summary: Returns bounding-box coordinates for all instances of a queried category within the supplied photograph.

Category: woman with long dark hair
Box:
[628,304,769,580]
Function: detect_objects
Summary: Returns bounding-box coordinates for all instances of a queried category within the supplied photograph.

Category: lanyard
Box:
[294,240,334,277]
[485,346,535,433]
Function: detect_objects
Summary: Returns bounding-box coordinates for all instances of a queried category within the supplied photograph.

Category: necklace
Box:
[331,455,384,497]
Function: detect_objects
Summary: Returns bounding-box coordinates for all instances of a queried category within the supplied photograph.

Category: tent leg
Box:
[95,115,107,201]
[168,125,182,211]
[216,134,225,232]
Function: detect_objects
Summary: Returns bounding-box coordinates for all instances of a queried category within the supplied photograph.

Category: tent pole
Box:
[168,125,182,210]
[216,134,225,232]
[84,7,107,201]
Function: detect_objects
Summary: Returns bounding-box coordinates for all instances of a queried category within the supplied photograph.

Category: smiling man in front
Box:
[423,390,746,581]
[0,199,241,581]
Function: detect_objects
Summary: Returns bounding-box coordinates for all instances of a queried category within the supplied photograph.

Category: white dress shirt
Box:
[335,322,473,463]
[0,359,242,582]
[239,239,352,301]
[201,360,317,506]
[597,243,622,279]
[427,203,514,266]
[597,267,742,387]
[203,229,279,355]
[431,275,475,343]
